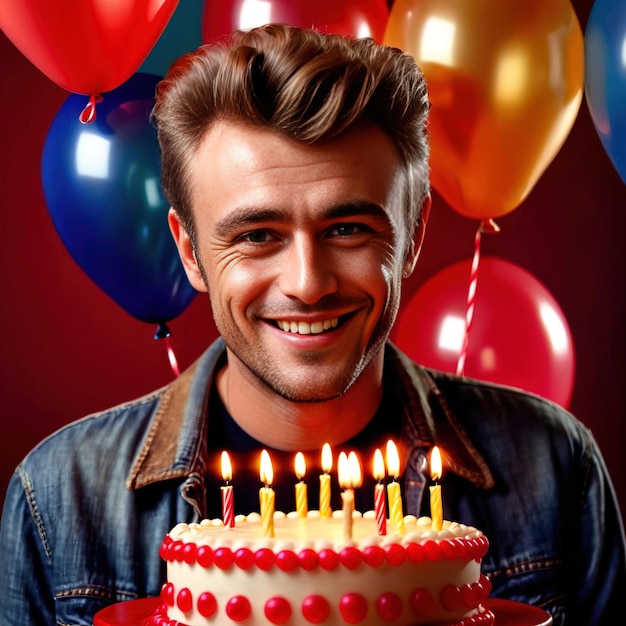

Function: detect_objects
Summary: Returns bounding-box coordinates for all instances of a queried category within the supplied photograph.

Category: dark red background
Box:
[1,0,624,520]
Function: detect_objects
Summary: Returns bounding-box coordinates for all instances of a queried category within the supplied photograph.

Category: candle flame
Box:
[338,451,362,488]
[337,451,349,489]
[430,446,442,481]
[221,450,232,482]
[373,448,385,481]
[260,449,273,486]
[321,443,333,473]
[295,452,306,480]
[348,451,362,488]
[385,439,400,478]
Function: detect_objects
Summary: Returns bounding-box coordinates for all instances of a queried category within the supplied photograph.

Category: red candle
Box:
[373,448,387,535]
[221,451,235,528]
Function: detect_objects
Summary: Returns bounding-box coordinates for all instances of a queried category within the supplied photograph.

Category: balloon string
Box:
[456,219,500,377]
[165,337,181,377]
[154,322,181,377]
[79,94,103,124]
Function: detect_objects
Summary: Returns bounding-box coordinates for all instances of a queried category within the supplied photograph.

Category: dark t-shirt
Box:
[205,375,402,518]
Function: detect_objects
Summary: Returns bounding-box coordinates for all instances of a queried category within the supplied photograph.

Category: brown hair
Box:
[152,23,430,246]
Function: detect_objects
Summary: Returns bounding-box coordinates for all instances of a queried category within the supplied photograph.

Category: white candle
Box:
[373,448,387,536]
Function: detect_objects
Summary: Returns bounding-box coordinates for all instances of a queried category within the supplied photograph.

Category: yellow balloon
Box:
[384,0,584,219]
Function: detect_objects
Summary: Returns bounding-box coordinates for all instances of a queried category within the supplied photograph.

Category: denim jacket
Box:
[1,339,624,625]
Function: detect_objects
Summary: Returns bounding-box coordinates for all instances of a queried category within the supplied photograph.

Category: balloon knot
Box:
[79,94,103,124]
[479,218,501,234]
[153,322,172,340]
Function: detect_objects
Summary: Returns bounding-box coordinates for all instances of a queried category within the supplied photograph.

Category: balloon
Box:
[41,73,196,324]
[0,0,178,96]
[384,0,584,220]
[585,0,626,186]
[393,258,575,408]
[140,0,204,77]
[202,0,389,44]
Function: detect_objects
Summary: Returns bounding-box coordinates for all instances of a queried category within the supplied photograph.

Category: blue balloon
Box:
[585,0,626,185]
[41,73,197,324]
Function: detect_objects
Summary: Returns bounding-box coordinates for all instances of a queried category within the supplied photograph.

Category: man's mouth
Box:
[275,317,339,335]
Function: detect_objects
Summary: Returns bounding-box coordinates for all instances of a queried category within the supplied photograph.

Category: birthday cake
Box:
[149,511,493,626]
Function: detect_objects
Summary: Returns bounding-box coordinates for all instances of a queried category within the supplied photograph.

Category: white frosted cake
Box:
[149,510,493,626]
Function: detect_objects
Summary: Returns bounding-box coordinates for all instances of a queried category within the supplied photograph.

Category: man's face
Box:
[172,120,420,403]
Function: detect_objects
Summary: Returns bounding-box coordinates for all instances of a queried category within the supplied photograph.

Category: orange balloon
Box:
[384,0,584,219]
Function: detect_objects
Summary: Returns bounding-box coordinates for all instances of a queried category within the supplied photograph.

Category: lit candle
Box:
[294,452,308,518]
[429,446,443,531]
[259,449,275,538]
[319,443,333,518]
[220,451,235,528]
[373,448,387,536]
[338,451,362,540]
[385,440,404,534]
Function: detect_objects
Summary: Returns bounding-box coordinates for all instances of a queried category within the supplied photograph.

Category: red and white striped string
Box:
[455,219,500,377]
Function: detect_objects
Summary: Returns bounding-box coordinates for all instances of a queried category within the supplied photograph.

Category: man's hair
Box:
[152,23,430,247]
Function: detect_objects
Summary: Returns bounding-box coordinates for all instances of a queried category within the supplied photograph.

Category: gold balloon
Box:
[384,0,584,219]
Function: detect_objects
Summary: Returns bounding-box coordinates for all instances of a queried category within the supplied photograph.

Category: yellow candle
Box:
[294,452,308,518]
[430,446,443,531]
[386,440,404,534]
[319,443,333,518]
[259,449,275,537]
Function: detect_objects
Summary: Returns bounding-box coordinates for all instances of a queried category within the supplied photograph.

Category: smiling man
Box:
[1,23,624,626]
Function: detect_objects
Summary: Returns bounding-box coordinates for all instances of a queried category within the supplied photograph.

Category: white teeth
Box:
[277,317,339,334]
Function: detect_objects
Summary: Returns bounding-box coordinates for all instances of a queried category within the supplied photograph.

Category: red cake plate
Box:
[93,597,553,625]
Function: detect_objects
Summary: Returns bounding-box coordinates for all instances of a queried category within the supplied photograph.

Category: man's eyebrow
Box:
[214,202,389,238]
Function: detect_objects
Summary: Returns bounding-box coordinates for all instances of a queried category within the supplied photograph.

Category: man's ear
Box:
[168,208,208,293]
[403,193,432,279]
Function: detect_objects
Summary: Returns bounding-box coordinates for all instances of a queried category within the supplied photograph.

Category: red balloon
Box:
[393,258,575,408]
[202,0,389,44]
[0,0,178,95]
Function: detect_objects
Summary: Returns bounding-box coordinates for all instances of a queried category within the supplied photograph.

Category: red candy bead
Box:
[276,550,298,572]
[235,547,255,570]
[319,549,340,570]
[160,582,174,606]
[169,541,184,561]
[423,540,442,561]
[182,542,197,564]
[298,548,319,570]
[440,584,461,612]
[176,588,193,613]
[159,539,171,561]
[197,592,217,618]
[409,588,434,616]
[265,596,292,624]
[302,595,330,624]
[226,595,252,622]
[384,543,406,566]
[363,545,385,567]
[339,593,369,624]
[255,548,276,570]
[214,547,235,569]
[376,592,403,621]
[339,547,362,570]
[406,542,424,563]
[196,545,214,568]
[479,573,492,595]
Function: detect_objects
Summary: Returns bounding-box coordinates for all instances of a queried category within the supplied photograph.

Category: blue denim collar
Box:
[126,339,494,491]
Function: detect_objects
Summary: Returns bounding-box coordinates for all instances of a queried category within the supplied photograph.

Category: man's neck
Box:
[215,351,385,451]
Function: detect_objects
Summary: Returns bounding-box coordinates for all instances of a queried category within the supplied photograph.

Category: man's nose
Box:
[278,235,338,304]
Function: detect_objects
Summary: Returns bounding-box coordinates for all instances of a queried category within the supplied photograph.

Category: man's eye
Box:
[330,224,359,237]
[243,231,270,243]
